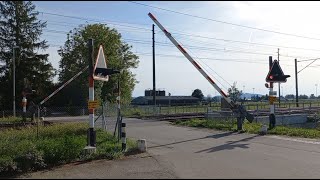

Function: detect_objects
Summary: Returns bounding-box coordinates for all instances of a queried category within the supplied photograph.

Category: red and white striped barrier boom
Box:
[148,13,236,109]
[39,66,89,105]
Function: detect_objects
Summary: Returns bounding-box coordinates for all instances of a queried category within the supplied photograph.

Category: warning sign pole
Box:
[269,56,276,129]
[87,39,96,147]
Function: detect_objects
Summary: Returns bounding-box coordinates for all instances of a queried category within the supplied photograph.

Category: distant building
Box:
[131,89,200,106]
[144,89,165,96]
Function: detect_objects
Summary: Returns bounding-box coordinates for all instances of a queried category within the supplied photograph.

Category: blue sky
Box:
[34,1,320,98]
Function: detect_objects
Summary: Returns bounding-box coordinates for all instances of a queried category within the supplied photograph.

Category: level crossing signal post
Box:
[87,39,120,149]
[265,56,290,129]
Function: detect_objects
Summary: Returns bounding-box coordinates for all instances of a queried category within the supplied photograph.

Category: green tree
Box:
[299,94,308,99]
[56,24,139,106]
[0,1,55,109]
[285,94,295,99]
[310,94,316,99]
[227,82,242,103]
[191,89,204,100]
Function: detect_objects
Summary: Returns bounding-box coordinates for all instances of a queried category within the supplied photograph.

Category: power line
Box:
[124,38,281,57]
[129,1,320,41]
[298,58,320,73]
[40,11,320,53]
[297,58,320,62]
[38,11,150,27]
[135,52,283,65]
[43,29,319,62]
[180,39,233,89]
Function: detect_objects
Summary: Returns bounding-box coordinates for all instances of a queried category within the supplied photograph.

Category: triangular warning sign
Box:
[93,45,109,82]
[266,60,290,82]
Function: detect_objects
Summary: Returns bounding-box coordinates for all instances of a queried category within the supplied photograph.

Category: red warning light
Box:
[270,75,273,79]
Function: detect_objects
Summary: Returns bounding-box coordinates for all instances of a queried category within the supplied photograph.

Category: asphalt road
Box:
[123,118,320,179]
[42,116,320,178]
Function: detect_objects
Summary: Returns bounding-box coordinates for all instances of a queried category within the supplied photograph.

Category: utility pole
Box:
[295,59,299,107]
[278,48,281,107]
[152,24,156,112]
[316,84,318,97]
[13,47,19,118]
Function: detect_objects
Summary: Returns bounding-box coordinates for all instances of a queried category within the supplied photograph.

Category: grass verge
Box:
[0,116,24,123]
[173,118,320,139]
[0,122,138,177]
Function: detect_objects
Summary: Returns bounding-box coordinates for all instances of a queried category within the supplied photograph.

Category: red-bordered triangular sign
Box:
[93,45,109,82]
[266,60,287,82]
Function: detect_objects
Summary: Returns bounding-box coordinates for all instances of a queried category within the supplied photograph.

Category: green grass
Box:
[173,118,320,139]
[0,122,138,176]
[0,116,24,123]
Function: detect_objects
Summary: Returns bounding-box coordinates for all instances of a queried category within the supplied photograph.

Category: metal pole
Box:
[152,24,156,112]
[121,122,126,151]
[117,76,121,142]
[87,39,96,147]
[13,47,18,118]
[269,56,276,129]
[102,102,106,130]
[37,106,40,139]
[295,59,299,107]
[22,95,27,121]
[278,48,281,107]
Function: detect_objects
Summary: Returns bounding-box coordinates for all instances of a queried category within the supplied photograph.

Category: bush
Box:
[0,122,138,176]
[14,148,46,172]
[0,156,17,174]
[37,136,84,165]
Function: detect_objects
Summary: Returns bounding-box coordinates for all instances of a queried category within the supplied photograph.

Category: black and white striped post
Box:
[121,122,126,151]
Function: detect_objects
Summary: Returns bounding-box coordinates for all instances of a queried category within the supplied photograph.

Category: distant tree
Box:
[0,1,55,109]
[191,89,204,100]
[310,94,316,99]
[261,94,269,101]
[285,94,295,99]
[299,94,309,99]
[227,82,242,103]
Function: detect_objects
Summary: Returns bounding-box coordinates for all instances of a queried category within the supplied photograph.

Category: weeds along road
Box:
[44,116,320,178]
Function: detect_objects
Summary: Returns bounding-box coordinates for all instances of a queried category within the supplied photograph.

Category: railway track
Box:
[141,106,320,121]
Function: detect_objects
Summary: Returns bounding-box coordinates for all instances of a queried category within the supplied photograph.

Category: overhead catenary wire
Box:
[39,12,320,69]
[39,11,320,53]
[298,58,320,74]
[178,38,233,90]
[124,39,320,60]
[129,1,320,41]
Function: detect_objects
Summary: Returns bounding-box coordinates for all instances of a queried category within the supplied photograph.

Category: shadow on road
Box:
[148,131,237,149]
[195,135,259,153]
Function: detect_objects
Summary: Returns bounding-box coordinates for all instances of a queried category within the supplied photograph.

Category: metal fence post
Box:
[310,102,312,114]
[121,122,126,151]
[37,106,40,139]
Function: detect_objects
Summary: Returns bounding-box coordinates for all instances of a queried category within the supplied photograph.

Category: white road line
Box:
[267,135,320,145]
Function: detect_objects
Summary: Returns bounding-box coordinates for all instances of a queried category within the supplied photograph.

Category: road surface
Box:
[39,116,320,178]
